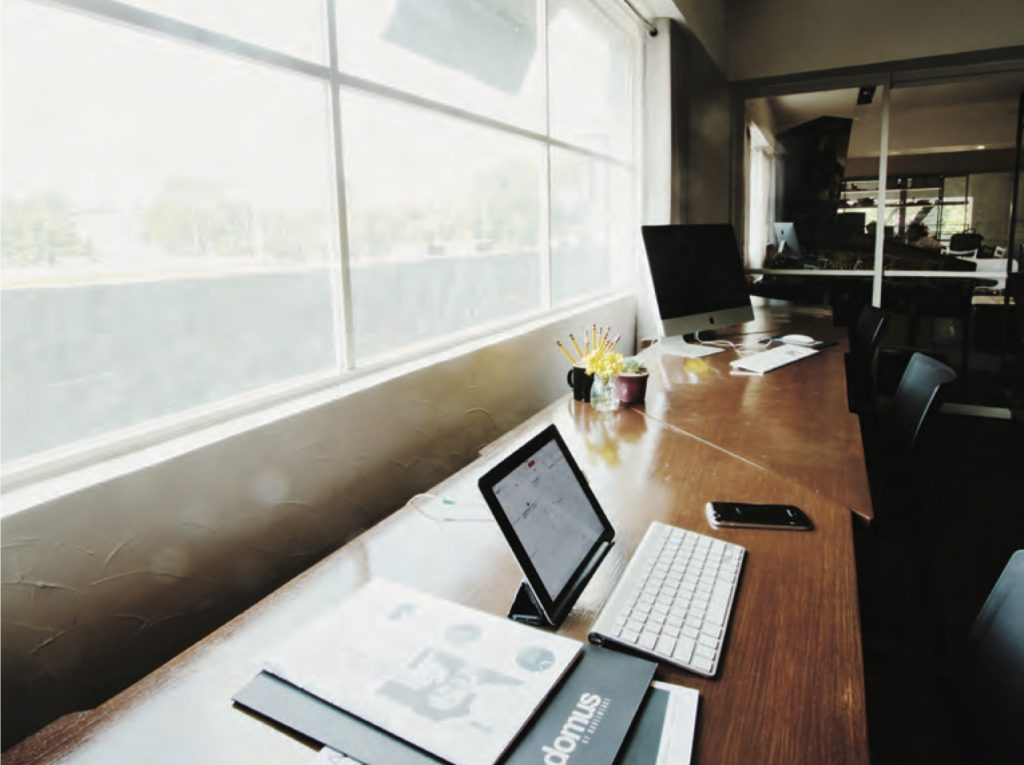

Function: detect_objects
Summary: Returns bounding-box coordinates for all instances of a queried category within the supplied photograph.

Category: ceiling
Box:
[762,71,1024,157]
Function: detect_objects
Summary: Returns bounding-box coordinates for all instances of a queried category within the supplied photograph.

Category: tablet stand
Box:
[505,539,615,628]
[508,582,552,626]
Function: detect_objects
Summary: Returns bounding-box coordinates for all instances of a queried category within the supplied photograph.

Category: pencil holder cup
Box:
[567,366,594,402]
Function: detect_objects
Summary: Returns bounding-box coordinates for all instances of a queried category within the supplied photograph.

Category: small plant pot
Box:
[615,373,649,405]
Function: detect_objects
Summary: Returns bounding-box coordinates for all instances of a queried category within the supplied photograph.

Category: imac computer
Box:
[641,224,754,358]
[773,222,801,256]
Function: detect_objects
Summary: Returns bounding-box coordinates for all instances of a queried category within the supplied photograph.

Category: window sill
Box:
[1,290,633,517]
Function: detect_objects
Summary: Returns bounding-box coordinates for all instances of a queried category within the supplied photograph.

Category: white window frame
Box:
[1,0,646,490]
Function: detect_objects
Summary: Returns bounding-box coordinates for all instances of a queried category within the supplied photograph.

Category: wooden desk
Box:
[7,396,868,764]
[640,307,874,523]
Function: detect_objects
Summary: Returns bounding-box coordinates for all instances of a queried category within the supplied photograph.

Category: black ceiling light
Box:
[857,85,877,106]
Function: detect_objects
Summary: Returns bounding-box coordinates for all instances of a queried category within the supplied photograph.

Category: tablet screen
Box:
[488,434,608,602]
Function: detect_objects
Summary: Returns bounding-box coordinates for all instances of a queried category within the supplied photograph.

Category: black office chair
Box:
[960,550,1024,762]
[861,352,957,532]
[861,352,957,457]
[948,231,984,257]
[883,352,958,455]
[846,305,887,413]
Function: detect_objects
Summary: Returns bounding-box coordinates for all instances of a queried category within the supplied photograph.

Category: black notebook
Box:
[235,644,656,765]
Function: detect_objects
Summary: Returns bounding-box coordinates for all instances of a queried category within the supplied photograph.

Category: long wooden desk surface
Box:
[7,397,869,763]
[640,306,874,523]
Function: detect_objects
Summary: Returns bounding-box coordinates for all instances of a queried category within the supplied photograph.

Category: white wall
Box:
[727,0,1024,81]
[0,295,636,745]
[634,1,729,73]
[671,0,728,73]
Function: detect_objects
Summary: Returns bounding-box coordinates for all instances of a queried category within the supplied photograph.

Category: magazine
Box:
[263,579,582,765]
[617,682,700,764]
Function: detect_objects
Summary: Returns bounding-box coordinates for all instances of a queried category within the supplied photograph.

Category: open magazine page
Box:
[617,681,699,765]
[264,579,582,765]
[651,682,699,764]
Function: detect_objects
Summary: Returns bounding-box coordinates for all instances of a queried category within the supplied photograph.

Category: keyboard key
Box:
[673,637,695,663]
[691,656,714,673]
[621,627,640,643]
[695,644,717,661]
[701,623,722,639]
[656,635,676,655]
[638,631,658,650]
[698,634,718,649]
[706,587,731,626]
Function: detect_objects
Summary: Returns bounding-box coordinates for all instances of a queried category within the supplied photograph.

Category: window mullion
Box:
[541,0,553,311]
[325,0,355,370]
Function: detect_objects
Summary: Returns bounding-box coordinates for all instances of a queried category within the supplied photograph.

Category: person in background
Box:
[907,222,942,250]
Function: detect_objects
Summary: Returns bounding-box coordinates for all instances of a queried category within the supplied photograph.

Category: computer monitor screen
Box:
[773,222,801,256]
[641,224,753,356]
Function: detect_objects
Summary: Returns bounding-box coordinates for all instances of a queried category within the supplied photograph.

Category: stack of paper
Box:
[237,579,699,765]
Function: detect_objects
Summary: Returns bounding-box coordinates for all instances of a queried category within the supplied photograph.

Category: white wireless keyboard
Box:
[730,344,817,374]
[589,522,745,677]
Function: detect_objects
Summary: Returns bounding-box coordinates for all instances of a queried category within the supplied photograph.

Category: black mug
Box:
[567,366,594,402]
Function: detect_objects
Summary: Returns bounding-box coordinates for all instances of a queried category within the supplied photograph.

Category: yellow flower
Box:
[584,349,623,380]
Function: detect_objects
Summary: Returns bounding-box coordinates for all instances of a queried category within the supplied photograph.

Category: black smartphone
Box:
[705,502,813,531]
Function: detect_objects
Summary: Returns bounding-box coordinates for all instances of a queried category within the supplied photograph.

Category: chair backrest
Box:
[888,352,957,452]
[962,550,1024,761]
[852,305,886,359]
[949,231,984,252]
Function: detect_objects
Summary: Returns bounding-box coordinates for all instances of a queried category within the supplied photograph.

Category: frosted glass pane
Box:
[550,149,631,304]
[336,0,544,132]
[1,2,340,462]
[548,0,634,158]
[340,90,544,364]
[125,0,327,61]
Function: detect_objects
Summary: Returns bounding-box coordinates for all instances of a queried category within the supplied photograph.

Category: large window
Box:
[0,0,641,479]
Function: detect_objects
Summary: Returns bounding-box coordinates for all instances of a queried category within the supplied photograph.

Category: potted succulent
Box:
[615,357,649,405]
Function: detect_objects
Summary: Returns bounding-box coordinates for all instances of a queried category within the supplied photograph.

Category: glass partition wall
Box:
[881,74,1024,376]
[744,69,1024,385]
[745,85,883,323]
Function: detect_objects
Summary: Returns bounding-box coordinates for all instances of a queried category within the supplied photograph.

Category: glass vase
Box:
[590,375,619,412]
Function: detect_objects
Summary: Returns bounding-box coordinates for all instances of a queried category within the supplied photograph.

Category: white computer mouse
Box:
[780,334,814,345]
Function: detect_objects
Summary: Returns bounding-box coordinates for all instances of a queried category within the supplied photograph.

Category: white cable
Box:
[406,493,493,523]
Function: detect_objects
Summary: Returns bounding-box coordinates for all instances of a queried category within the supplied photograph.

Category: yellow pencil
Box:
[584,329,591,355]
[556,340,577,365]
[569,333,583,358]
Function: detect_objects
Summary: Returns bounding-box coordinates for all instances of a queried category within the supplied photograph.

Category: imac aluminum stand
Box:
[658,335,724,358]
